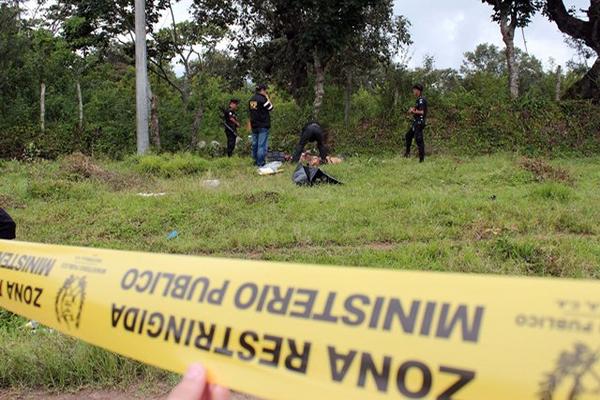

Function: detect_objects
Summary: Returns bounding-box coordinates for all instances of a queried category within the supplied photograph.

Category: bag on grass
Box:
[292,164,342,186]
[0,208,16,240]
[266,151,289,163]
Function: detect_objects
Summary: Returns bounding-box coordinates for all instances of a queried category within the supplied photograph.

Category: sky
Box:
[395,0,588,70]
[159,0,590,72]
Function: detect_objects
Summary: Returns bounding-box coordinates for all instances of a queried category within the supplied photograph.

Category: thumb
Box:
[210,384,231,400]
[168,364,208,400]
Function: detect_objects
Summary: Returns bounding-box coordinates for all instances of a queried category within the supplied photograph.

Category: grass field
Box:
[1,152,600,391]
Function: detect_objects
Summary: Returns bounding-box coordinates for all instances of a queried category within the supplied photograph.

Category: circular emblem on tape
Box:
[55,275,87,329]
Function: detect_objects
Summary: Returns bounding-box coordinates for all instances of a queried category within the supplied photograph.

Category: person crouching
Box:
[292,122,329,164]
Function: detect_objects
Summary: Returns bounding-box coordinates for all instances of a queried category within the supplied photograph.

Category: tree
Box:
[481,0,539,98]
[235,0,394,118]
[49,0,170,152]
[60,16,106,134]
[27,30,73,134]
[149,2,228,149]
[542,0,600,101]
[461,43,505,75]
[0,3,27,102]
[329,13,412,126]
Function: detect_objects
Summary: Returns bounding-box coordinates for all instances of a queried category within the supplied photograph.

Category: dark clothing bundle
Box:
[405,96,428,162]
[249,93,273,130]
[292,122,328,163]
[292,164,342,186]
[0,208,16,240]
[223,108,239,157]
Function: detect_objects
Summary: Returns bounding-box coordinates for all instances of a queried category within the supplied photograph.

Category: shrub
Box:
[130,153,210,177]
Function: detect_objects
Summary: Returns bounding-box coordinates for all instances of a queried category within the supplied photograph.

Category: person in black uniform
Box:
[405,83,428,163]
[292,122,328,164]
[0,208,16,240]
[223,99,241,157]
[248,84,274,167]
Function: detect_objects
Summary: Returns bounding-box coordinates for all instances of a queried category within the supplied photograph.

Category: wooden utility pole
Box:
[135,0,150,155]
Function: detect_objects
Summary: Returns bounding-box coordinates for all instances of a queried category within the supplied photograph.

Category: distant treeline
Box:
[0,2,598,159]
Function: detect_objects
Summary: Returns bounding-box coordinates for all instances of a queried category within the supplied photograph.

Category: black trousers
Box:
[292,129,328,163]
[225,129,237,157]
[405,122,425,162]
[0,208,16,240]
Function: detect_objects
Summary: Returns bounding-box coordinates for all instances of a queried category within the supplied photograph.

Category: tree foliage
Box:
[541,0,600,101]
[0,1,599,160]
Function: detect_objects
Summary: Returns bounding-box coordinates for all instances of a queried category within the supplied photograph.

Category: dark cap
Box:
[256,83,268,92]
[412,83,424,92]
[229,98,240,104]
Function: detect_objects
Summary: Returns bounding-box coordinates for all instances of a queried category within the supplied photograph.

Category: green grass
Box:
[1,152,599,390]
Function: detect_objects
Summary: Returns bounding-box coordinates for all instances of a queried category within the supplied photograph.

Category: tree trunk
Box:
[500,15,519,99]
[546,0,600,101]
[565,58,600,101]
[555,65,562,101]
[190,102,204,150]
[76,80,83,131]
[151,94,161,150]
[344,73,352,128]
[40,81,46,133]
[313,51,326,119]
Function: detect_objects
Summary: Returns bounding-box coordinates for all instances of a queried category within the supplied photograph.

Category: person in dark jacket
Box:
[405,83,428,163]
[0,208,16,240]
[248,84,274,167]
[223,99,241,157]
[292,122,328,164]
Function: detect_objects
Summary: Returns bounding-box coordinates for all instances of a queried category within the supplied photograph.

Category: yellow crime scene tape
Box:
[1,240,600,400]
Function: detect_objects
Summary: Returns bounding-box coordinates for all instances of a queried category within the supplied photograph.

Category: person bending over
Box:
[292,121,328,164]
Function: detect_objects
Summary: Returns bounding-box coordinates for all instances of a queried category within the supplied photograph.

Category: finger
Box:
[168,364,207,400]
[210,384,231,400]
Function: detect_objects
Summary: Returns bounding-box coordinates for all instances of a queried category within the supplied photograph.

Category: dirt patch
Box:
[241,191,281,205]
[365,242,397,251]
[0,388,166,400]
[219,241,399,259]
[470,222,503,241]
[520,157,573,184]
[0,193,26,209]
[60,152,149,191]
[61,152,116,181]
[0,389,258,400]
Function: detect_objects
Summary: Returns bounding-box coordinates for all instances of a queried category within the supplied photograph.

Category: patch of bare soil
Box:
[240,191,281,205]
[61,152,116,182]
[0,193,26,209]
[60,152,150,191]
[0,389,257,400]
[218,241,399,260]
[520,157,573,184]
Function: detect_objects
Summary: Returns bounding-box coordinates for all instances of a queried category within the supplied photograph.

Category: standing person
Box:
[404,83,428,163]
[223,99,241,157]
[248,84,274,167]
[292,121,328,164]
[0,208,16,240]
